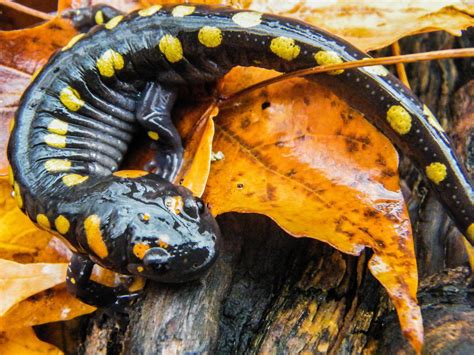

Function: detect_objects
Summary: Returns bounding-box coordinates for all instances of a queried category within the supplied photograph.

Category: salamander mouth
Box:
[126,229,221,283]
[126,246,218,283]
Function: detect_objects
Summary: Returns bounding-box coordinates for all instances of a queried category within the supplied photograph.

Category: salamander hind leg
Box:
[66,253,141,310]
[62,5,123,32]
[136,82,183,181]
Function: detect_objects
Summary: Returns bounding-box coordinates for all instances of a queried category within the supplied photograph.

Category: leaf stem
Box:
[218,48,474,107]
[0,0,54,21]
[392,42,410,88]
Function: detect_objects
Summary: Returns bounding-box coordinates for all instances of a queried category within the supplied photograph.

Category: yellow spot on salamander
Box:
[55,215,70,234]
[128,276,146,291]
[158,240,169,249]
[36,214,50,229]
[96,49,125,77]
[70,277,76,285]
[198,26,223,48]
[60,86,84,112]
[95,10,104,25]
[7,165,14,186]
[62,33,85,51]
[423,105,445,133]
[270,37,300,61]
[314,51,344,75]
[137,266,144,273]
[232,12,262,28]
[45,134,66,148]
[105,15,123,30]
[13,182,22,208]
[147,131,159,140]
[141,213,150,221]
[386,105,412,135]
[467,224,474,241]
[164,196,183,215]
[9,118,15,132]
[62,174,89,186]
[425,162,447,184]
[113,170,149,178]
[159,34,183,63]
[138,5,162,17]
[133,243,150,260]
[48,119,68,135]
[171,5,195,17]
[44,159,71,172]
[84,215,108,259]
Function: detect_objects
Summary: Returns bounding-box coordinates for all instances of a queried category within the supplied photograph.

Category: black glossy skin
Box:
[72,174,219,279]
[7,4,474,307]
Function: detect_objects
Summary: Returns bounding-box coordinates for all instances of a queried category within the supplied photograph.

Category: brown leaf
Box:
[0,178,64,263]
[175,105,219,196]
[0,259,66,316]
[0,285,95,331]
[0,17,78,174]
[242,0,474,50]
[0,326,62,354]
[200,67,422,351]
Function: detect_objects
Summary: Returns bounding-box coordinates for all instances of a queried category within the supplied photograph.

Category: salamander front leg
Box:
[137,82,183,181]
[66,253,141,311]
[62,5,123,32]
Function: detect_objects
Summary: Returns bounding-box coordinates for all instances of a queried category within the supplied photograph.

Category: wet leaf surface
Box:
[198,68,422,350]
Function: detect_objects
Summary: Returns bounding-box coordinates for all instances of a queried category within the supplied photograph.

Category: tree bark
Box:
[38,30,474,355]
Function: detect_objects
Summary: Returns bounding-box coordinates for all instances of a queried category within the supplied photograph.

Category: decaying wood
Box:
[38,30,474,354]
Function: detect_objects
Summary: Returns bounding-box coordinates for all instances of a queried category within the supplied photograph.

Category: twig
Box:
[0,0,54,21]
[218,48,474,107]
[392,42,411,88]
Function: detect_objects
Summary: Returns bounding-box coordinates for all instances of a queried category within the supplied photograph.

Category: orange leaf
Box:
[202,67,422,351]
[0,285,95,331]
[175,105,218,196]
[0,17,78,174]
[0,176,70,263]
[0,259,66,316]
[0,17,76,75]
[0,326,62,355]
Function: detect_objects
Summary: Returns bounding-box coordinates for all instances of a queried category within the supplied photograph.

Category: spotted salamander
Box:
[7,4,474,308]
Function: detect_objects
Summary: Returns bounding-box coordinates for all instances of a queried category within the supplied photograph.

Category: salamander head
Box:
[79,173,221,283]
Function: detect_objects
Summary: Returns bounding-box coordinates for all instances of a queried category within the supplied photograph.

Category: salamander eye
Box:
[195,198,205,214]
[183,197,205,218]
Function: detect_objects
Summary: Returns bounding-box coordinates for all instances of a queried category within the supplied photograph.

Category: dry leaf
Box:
[193,67,422,350]
[241,0,474,50]
[0,327,62,355]
[175,105,219,196]
[0,259,66,316]
[0,285,95,331]
[0,179,62,263]
[0,17,77,174]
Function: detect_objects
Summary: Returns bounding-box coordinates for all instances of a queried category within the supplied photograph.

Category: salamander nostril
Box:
[143,247,170,267]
